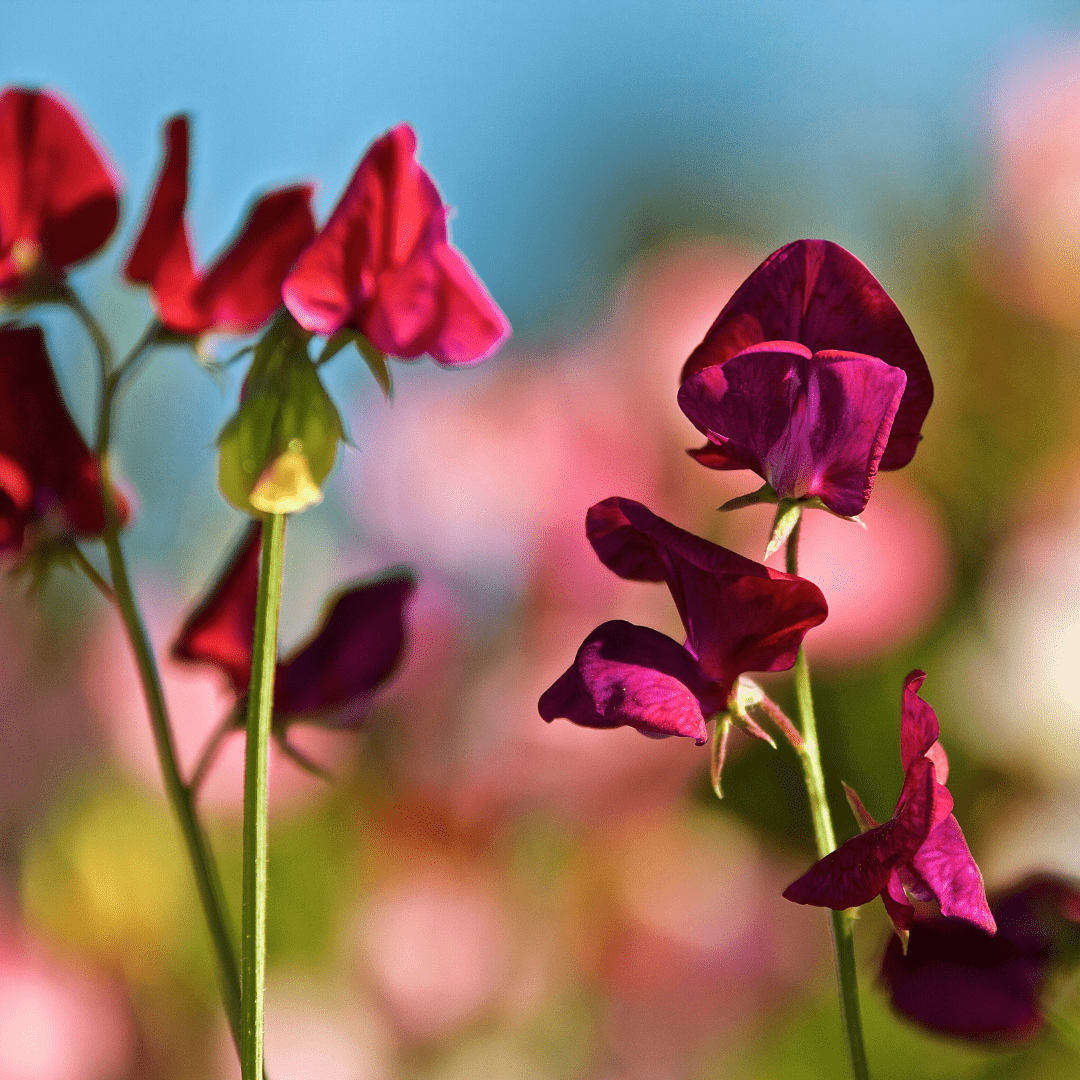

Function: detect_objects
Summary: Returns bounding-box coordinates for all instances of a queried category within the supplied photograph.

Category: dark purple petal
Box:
[171,520,260,693]
[909,814,996,933]
[537,620,712,744]
[274,572,415,726]
[784,758,937,911]
[583,497,827,685]
[680,239,932,472]
[899,669,941,772]
[678,343,907,516]
[882,871,916,938]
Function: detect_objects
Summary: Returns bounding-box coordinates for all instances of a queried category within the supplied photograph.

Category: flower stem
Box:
[786,514,870,1080]
[67,293,249,1058]
[241,513,286,1080]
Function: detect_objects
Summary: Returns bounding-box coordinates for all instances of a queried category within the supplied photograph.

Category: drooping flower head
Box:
[538,497,828,745]
[677,240,933,516]
[784,671,994,940]
[880,875,1080,1042]
[124,115,316,337]
[0,324,128,552]
[172,521,414,729]
[0,88,120,297]
[283,123,510,366]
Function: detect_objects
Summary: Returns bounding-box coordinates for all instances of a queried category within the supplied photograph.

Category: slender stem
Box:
[188,707,241,801]
[786,515,870,1080]
[274,734,335,784]
[242,513,286,1080]
[66,294,248,1054]
[69,543,115,601]
[753,694,805,753]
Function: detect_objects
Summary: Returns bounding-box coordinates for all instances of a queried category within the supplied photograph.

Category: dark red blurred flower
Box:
[124,115,316,336]
[283,123,510,365]
[881,875,1080,1042]
[538,497,828,744]
[0,87,119,295]
[784,671,994,938]
[680,239,933,475]
[678,341,907,517]
[0,324,127,552]
[172,521,414,728]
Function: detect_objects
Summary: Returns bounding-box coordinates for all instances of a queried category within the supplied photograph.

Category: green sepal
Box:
[842,781,878,834]
[764,499,804,559]
[710,714,732,800]
[7,537,86,596]
[217,313,344,516]
[718,482,778,512]
[317,329,393,400]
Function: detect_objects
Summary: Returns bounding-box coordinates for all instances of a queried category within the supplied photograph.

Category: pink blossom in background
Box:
[82,581,349,815]
[983,38,1080,330]
[0,925,133,1080]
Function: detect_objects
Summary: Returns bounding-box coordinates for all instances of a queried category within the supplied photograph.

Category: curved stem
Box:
[66,293,248,1055]
[242,513,286,1080]
[69,543,115,602]
[188,708,241,801]
[786,514,870,1080]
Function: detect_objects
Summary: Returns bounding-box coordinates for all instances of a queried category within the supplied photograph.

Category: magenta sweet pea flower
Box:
[881,875,1080,1042]
[784,671,994,938]
[282,123,510,365]
[124,115,316,336]
[680,239,933,478]
[678,341,907,517]
[0,324,128,552]
[538,497,828,745]
[172,521,414,729]
[0,88,119,296]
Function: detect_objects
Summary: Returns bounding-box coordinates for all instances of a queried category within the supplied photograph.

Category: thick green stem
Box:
[786,515,870,1080]
[241,513,286,1080]
[68,295,248,1055]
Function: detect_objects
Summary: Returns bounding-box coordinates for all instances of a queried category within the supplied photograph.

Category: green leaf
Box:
[217,313,344,516]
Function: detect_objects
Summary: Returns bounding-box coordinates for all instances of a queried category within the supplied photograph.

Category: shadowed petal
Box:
[680,239,932,471]
[538,620,711,744]
[900,669,942,771]
[784,758,937,910]
[275,572,414,725]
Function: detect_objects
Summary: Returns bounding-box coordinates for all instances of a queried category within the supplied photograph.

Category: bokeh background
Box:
[6,1,1080,1077]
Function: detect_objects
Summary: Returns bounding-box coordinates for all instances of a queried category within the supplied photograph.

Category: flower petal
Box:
[899,669,941,771]
[274,571,414,725]
[909,814,996,933]
[680,239,932,471]
[538,620,711,744]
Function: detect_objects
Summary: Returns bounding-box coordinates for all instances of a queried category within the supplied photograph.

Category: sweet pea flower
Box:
[784,671,994,940]
[124,115,316,336]
[881,875,1080,1042]
[0,325,127,553]
[172,521,414,731]
[678,342,907,517]
[538,497,828,745]
[679,239,933,489]
[283,124,509,365]
[0,88,119,298]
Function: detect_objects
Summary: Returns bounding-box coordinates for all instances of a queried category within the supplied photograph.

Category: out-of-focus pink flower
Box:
[0,925,133,1080]
[0,325,128,553]
[284,124,509,365]
[0,88,119,297]
[353,854,512,1041]
[785,672,994,942]
[984,40,1080,330]
[680,239,933,474]
[124,115,316,336]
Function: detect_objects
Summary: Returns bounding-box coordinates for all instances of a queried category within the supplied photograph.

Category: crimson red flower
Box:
[0,88,119,295]
[538,497,827,744]
[0,324,127,551]
[784,671,994,938]
[680,239,933,475]
[172,521,414,729]
[124,115,316,336]
[282,123,510,365]
[881,875,1080,1042]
